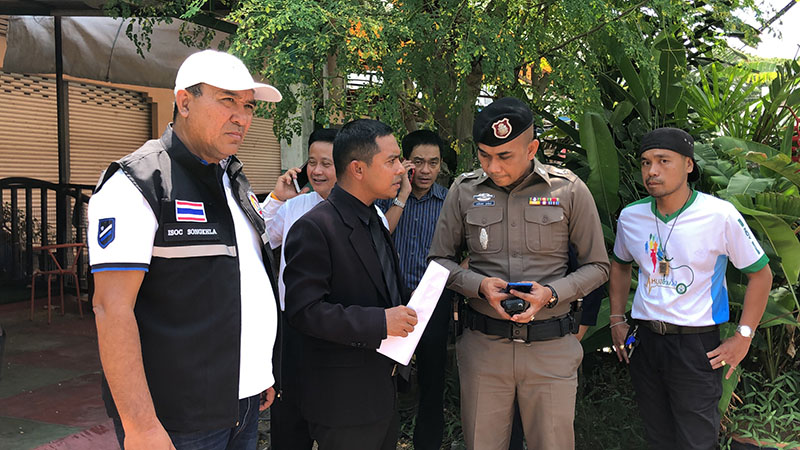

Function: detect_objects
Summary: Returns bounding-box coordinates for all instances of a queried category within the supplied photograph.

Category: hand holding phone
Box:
[504,282,533,294]
[293,162,310,193]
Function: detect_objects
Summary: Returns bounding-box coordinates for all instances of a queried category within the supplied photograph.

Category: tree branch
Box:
[532,0,648,62]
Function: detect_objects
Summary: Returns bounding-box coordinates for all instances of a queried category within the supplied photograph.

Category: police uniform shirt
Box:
[612,191,768,326]
[88,167,278,399]
[428,159,610,320]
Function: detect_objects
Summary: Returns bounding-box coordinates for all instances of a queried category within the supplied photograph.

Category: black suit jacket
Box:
[282,185,407,427]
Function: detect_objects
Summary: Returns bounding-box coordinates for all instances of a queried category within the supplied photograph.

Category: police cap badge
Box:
[473,97,534,147]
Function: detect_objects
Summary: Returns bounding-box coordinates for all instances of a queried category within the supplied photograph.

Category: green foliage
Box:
[106,0,768,163]
[575,353,648,450]
[579,111,620,226]
[722,370,800,448]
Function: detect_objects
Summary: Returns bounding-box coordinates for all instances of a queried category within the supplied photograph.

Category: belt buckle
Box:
[511,322,527,343]
[652,320,668,335]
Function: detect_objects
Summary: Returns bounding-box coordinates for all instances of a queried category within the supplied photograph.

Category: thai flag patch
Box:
[175,200,207,222]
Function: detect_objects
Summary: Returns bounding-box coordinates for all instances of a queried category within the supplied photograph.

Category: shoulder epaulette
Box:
[454,169,482,184]
[545,165,578,182]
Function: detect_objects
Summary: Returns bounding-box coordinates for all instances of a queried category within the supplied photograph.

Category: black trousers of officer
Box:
[270,316,314,450]
[630,326,723,450]
[413,289,454,450]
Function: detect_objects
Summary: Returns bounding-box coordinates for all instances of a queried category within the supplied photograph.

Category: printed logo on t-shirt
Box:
[644,234,695,295]
[98,218,115,249]
[175,200,207,222]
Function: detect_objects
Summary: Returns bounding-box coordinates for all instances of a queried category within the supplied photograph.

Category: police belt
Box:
[464,303,581,342]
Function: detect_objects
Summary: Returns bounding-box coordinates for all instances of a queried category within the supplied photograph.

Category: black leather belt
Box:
[638,320,718,335]
[464,304,581,343]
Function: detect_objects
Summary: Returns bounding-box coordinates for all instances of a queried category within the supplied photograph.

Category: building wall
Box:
[0,15,281,193]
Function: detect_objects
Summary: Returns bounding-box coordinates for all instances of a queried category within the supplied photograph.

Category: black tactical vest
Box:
[96,126,279,431]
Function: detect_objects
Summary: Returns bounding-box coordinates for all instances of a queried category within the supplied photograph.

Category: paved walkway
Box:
[0,298,119,449]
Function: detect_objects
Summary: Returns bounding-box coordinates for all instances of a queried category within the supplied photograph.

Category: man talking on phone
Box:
[259,128,336,450]
[428,97,609,449]
[376,130,453,450]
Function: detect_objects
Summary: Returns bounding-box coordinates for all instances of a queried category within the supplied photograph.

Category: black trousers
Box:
[270,318,314,450]
[309,409,399,450]
[630,325,723,450]
[412,289,454,450]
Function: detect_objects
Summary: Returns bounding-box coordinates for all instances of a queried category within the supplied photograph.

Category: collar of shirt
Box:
[329,184,373,227]
[163,124,236,180]
[412,183,448,203]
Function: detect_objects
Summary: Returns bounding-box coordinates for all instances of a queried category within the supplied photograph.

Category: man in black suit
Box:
[282,119,419,450]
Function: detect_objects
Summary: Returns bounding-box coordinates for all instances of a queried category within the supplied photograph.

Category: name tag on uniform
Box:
[473,192,495,207]
[164,223,221,242]
[529,197,559,206]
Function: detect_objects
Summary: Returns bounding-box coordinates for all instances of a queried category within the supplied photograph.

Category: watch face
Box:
[737,325,753,338]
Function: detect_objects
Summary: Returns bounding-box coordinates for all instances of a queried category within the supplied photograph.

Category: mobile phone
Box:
[292,162,309,193]
[407,167,415,184]
[501,298,526,315]
[504,282,533,294]
[625,324,639,359]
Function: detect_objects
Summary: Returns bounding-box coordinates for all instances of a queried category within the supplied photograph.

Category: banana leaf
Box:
[716,136,780,158]
[728,148,800,190]
[754,192,800,225]
[728,290,798,328]
[610,100,635,127]
[719,171,774,197]
[579,111,620,224]
[654,36,685,115]
[729,196,800,285]
[718,322,742,415]
[610,38,649,102]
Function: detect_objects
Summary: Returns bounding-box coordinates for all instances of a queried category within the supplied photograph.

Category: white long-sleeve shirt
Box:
[262,192,389,310]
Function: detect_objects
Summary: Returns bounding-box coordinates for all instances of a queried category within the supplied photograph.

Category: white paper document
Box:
[377,261,450,365]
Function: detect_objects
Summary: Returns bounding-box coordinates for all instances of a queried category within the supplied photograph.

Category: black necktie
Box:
[368,210,402,307]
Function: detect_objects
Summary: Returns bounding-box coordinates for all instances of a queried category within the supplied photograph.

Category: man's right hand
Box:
[272,167,309,202]
[123,420,175,450]
[611,320,630,364]
[385,306,418,337]
[479,277,512,320]
[398,160,414,200]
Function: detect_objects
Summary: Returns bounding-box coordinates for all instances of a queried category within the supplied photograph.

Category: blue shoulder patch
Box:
[98,218,115,248]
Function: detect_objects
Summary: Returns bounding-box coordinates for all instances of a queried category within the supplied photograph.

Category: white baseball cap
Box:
[174,49,282,102]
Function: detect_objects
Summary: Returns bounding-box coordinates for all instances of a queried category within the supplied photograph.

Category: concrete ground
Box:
[0,296,119,450]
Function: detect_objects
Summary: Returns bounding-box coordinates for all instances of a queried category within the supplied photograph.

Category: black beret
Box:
[473,97,534,147]
[639,128,699,182]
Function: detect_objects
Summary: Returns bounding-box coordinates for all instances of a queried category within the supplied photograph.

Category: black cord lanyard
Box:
[653,190,692,274]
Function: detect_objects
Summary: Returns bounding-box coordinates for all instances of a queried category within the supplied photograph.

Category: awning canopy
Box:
[3,15,229,89]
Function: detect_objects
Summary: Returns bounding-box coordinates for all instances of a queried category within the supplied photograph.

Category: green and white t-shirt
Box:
[612,191,768,326]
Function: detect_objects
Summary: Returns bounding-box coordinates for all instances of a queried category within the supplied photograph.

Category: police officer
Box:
[428,97,609,450]
[88,50,282,450]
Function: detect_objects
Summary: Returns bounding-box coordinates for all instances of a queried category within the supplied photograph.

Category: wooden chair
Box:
[30,243,86,324]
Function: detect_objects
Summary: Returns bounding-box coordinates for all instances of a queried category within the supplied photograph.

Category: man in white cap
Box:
[88,50,282,450]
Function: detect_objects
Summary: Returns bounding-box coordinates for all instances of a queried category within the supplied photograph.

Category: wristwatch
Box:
[543,285,559,309]
[736,324,753,338]
[392,197,406,209]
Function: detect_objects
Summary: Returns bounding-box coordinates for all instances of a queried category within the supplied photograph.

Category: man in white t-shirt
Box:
[609,128,772,449]
[88,50,281,450]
